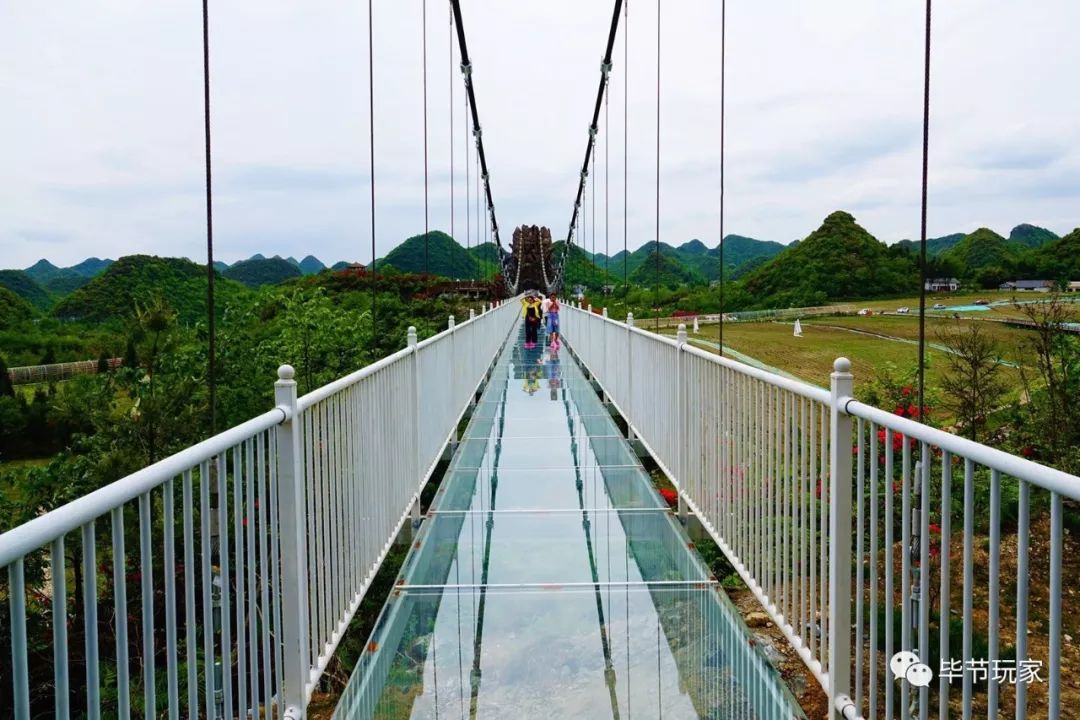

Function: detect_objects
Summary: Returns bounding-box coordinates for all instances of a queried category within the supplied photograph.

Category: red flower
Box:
[894,405,906,417]
[907,404,919,418]
[929,546,941,559]
[1021,446,1035,458]
[901,386,912,397]
[929,523,942,534]
[659,488,678,507]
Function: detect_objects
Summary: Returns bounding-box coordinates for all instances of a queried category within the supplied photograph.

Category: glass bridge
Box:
[332,323,804,720]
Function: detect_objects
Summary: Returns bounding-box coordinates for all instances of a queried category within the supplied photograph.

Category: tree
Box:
[1012,295,1080,473]
[123,338,138,370]
[936,321,1007,441]
[0,353,13,397]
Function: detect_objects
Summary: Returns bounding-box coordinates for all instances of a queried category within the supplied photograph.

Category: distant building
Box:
[1066,281,1080,293]
[925,278,960,292]
[337,262,367,276]
[999,280,1053,292]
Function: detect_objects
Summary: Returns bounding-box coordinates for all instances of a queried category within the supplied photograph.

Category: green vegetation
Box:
[223,256,303,288]
[742,211,918,307]
[554,241,611,289]
[941,228,1019,286]
[1027,228,1080,281]
[894,232,966,256]
[468,241,503,278]
[297,254,327,275]
[52,255,249,325]
[628,248,706,288]
[1009,223,1059,248]
[0,270,53,310]
[379,230,485,278]
[0,286,35,330]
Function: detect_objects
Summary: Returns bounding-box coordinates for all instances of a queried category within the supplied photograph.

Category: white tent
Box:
[793,319,803,337]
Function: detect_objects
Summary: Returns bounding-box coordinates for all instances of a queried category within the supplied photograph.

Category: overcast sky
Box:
[2,1,1078,269]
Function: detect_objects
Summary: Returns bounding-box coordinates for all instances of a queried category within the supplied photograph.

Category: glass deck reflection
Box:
[333,323,805,720]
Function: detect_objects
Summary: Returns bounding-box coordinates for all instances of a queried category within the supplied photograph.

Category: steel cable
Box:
[201,0,216,434]
[917,0,932,425]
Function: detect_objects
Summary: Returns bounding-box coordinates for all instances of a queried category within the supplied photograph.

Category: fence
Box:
[562,302,1080,720]
[0,299,519,719]
[7,358,123,385]
[642,303,857,329]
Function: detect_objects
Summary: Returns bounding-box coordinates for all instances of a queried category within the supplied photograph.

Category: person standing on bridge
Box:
[521,292,543,348]
[544,292,560,336]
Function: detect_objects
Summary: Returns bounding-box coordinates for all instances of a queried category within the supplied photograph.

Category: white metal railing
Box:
[562,302,1080,720]
[0,299,519,719]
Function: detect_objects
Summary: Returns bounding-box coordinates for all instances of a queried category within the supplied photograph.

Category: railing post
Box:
[448,316,457,445]
[626,312,635,441]
[275,365,309,718]
[408,327,422,529]
[676,323,688,523]
[829,357,855,713]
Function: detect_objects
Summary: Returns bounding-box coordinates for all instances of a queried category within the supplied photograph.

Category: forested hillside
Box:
[224,257,304,288]
[743,211,918,306]
[52,255,249,324]
[0,270,52,310]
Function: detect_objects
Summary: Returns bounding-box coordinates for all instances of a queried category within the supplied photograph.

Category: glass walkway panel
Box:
[333,322,805,720]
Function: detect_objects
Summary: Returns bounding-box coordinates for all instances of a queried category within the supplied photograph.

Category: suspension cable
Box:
[465,76,471,279]
[605,79,610,296]
[449,3,454,259]
[201,0,216,434]
[917,0,932,425]
[560,0,625,291]
[368,0,377,333]
[623,0,629,300]
[449,0,505,263]
[719,0,726,354]
[422,0,430,278]
[592,137,597,272]
[655,0,661,332]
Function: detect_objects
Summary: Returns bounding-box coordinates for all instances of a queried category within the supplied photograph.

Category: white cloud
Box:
[2,0,1079,269]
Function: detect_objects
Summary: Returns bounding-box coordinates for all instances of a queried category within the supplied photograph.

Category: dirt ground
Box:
[727,587,832,720]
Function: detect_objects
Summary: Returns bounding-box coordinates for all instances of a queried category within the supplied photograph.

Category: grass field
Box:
[834,290,1080,320]
[801,313,1034,351]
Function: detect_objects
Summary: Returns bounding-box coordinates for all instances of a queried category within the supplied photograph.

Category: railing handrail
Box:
[296,345,414,411]
[568,303,830,402]
[681,341,831,403]
[845,397,1080,500]
[0,407,286,568]
[0,301,517,568]
[568,302,1078,495]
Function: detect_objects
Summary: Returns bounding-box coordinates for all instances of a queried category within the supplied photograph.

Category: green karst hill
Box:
[743,211,918,307]
[224,257,304,288]
[380,231,483,278]
[52,255,248,325]
[0,286,35,330]
[629,249,706,288]
[0,270,53,310]
[1008,223,1058,248]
